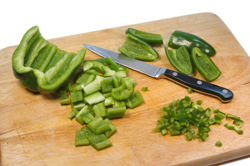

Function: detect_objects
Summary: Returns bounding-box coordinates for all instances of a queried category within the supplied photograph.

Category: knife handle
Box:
[160,68,233,103]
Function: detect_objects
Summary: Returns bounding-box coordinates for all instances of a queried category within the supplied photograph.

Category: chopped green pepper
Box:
[126,90,144,109]
[70,90,84,103]
[111,81,134,100]
[75,106,95,124]
[168,30,216,57]
[141,87,148,91]
[165,45,195,76]
[87,117,111,135]
[104,119,117,138]
[125,28,163,46]
[75,130,89,146]
[88,134,112,151]
[118,33,159,61]
[84,91,105,105]
[101,78,114,93]
[106,106,127,119]
[12,26,86,94]
[191,47,221,81]
[60,90,70,105]
[93,102,106,118]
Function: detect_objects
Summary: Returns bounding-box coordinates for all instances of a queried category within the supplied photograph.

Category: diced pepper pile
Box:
[152,96,244,146]
[60,57,144,150]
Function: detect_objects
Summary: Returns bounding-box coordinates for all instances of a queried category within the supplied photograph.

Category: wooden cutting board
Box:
[1,13,250,166]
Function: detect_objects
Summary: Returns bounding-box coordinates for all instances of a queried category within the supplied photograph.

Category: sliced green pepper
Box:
[75,106,95,124]
[118,33,159,61]
[125,28,163,46]
[168,30,216,57]
[12,26,86,94]
[165,45,195,76]
[191,47,221,82]
[104,118,117,138]
[93,102,106,118]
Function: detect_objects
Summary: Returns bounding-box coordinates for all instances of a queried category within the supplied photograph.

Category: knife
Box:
[82,44,233,103]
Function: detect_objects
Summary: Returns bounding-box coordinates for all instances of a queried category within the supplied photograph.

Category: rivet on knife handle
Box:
[156,68,233,103]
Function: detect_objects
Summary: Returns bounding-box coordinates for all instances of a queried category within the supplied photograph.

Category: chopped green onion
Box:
[226,113,240,120]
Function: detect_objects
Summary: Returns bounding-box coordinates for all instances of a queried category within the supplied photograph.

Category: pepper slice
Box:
[118,33,159,61]
[168,30,216,57]
[125,28,163,46]
[191,47,221,82]
[12,26,86,94]
[165,45,195,76]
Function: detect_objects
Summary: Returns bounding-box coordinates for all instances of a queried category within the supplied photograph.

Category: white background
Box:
[1,0,249,165]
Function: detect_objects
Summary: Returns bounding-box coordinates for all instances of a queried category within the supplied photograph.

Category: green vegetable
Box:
[93,102,106,118]
[70,90,84,103]
[187,88,193,94]
[111,81,134,100]
[84,91,105,105]
[191,47,221,82]
[101,78,114,93]
[118,33,159,61]
[88,134,112,151]
[87,117,111,135]
[153,96,244,144]
[75,130,89,146]
[104,119,117,138]
[60,90,70,105]
[125,28,163,46]
[226,114,241,120]
[168,30,216,57]
[126,90,144,109]
[75,106,95,124]
[215,141,222,147]
[12,26,86,94]
[106,106,127,119]
[141,87,148,91]
[165,45,195,76]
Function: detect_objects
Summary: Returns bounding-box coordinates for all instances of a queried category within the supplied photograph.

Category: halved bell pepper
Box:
[165,45,195,76]
[118,33,159,61]
[12,26,86,94]
[168,30,216,57]
[191,47,221,82]
[126,28,163,46]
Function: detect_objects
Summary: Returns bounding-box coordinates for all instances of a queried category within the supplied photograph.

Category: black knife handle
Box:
[161,68,233,103]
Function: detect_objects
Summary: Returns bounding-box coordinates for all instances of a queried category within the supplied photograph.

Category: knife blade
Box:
[82,44,233,103]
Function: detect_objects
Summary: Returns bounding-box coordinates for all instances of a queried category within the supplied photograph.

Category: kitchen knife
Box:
[82,44,233,103]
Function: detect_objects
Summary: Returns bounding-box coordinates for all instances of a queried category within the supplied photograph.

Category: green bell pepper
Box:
[118,33,159,61]
[168,30,216,57]
[165,45,195,76]
[191,47,221,82]
[12,26,86,94]
[125,28,163,46]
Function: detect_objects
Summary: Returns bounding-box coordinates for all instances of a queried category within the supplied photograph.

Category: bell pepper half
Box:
[12,26,86,94]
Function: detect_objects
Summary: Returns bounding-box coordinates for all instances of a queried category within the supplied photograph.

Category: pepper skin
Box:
[12,26,86,94]
[191,47,221,82]
[168,30,216,57]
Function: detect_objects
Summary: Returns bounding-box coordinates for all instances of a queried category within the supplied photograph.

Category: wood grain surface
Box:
[1,13,250,166]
